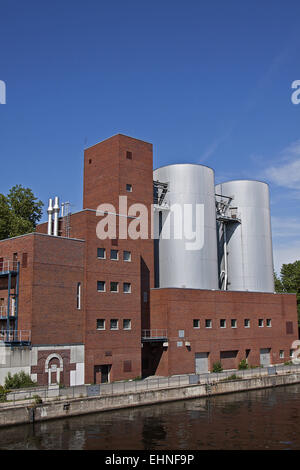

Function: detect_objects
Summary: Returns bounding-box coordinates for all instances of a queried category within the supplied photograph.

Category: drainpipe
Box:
[223,222,228,290]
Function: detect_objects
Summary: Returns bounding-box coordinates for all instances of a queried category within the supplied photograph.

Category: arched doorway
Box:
[45,353,64,385]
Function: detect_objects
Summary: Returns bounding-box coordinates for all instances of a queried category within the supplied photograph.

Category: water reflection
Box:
[1,384,300,450]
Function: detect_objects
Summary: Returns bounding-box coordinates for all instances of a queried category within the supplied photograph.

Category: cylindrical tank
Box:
[153,164,219,290]
[215,180,274,292]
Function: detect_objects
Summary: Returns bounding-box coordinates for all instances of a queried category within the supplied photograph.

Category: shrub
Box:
[212,361,223,373]
[238,359,249,370]
[32,394,42,405]
[4,371,37,390]
[0,385,7,402]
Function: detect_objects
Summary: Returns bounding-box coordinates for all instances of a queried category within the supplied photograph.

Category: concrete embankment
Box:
[1,371,300,427]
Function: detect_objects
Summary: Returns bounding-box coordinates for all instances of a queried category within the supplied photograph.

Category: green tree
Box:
[274,261,300,324]
[0,185,43,240]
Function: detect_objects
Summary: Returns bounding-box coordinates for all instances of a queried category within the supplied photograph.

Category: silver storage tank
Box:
[215,180,274,292]
[153,164,219,290]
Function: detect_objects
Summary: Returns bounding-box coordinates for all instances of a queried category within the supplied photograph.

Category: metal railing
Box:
[0,260,18,274]
[3,363,300,406]
[141,329,168,340]
[0,330,31,343]
[0,304,16,319]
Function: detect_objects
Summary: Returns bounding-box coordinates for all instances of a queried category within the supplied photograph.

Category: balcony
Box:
[0,304,16,320]
[142,329,168,342]
[0,259,19,275]
[0,330,31,346]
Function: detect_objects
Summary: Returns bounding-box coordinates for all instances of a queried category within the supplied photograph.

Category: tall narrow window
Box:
[22,253,28,268]
[126,151,132,160]
[77,282,81,309]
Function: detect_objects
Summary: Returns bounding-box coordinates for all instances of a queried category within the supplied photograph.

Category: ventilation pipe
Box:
[53,196,60,236]
[47,198,53,235]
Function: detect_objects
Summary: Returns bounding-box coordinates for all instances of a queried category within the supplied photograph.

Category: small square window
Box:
[126,184,132,192]
[110,249,118,260]
[97,248,106,259]
[258,319,264,327]
[123,282,131,293]
[231,319,237,328]
[110,319,119,330]
[279,350,284,359]
[123,319,131,330]
[193,319,200,329]
[110,282,119,292]
[123,251,131,262]
[97,281,105,292]
[220,319,226,328]
[96,319,105,330]
[205,319,212,328]
[244,319,250,328]
[178,330,185,338]
[266,319,272,327]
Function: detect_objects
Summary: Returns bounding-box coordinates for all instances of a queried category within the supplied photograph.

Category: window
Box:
[290,349,294,358]
[220,319,226,328]
[193,319,200,329]
[76,282,81,310]
[126,151,132,160]
[143,291,148,303]
[126,184,132,192]
[110,282,119,293]
[97,281,105,292]
[97,248,106,259]
[22,253,28,268]
[123,319,131,330]
[266,319,272,327]
[178,330,185,338]
[286,321,294,334]
[123,360,132,372]
[258,319,264,327]
[279,350,284,359]
[110,319,119,330]
[111,238,118,246]
[123,282,131,293]
[123,250,131,262]
[110,249,118,261]
[244,319,250,328]
[231,319,237,328]
[205,319,212,328]
[96,319,105,330]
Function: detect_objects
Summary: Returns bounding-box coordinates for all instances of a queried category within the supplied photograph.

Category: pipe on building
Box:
[47,198,53,235]
[53,196,60,237]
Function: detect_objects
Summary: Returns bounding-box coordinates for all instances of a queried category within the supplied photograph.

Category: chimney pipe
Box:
[53,196,60,236]
[47,198,53,235]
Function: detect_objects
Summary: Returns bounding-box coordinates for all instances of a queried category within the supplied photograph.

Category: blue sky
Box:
[0,0,300,273]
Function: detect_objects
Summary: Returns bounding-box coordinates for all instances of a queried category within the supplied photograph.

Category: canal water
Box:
[0,384,300,450]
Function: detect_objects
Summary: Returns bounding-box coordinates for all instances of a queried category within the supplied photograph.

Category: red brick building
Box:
[0,134,298,386]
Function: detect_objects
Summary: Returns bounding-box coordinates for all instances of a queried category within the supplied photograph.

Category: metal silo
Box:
[153,164,219,290]
[215,180,274,292]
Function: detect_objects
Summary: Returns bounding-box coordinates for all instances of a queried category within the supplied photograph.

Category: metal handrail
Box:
[0,259,18,273]
[142,329,168,339]
[0,330,31,342]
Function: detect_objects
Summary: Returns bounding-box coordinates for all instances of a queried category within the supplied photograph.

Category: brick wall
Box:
[147,288,299,376]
